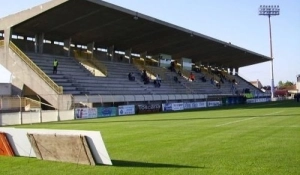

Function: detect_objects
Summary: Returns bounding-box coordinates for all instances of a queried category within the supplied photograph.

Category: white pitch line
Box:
[216,110,285,127]
[216,117,255,127]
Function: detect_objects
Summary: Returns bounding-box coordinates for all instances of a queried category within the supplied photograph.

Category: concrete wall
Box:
[0,83,11,95]
[59,110,75,121]
[0,112,21,125]
[22,112,41,124]
[0,47,59,108]
[0,110,74,126]
[42,110,58,123]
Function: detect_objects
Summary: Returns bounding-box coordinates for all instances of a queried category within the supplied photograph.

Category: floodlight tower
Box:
[258,5,280,99]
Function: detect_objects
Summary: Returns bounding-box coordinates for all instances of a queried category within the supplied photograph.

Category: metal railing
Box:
[9,41,63,94]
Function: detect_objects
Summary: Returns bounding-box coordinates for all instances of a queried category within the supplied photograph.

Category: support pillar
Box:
[87,42,95,59]
[125,48,132,63]
[3,28,12,68]
[107,45,114,61]
[34,33,44,54]
[229,68,233,75]
[140,51,147,66]
[63,38,71,57]
[235,67,239,75]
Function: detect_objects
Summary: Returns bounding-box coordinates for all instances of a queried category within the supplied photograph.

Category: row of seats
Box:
[26,52,263,96]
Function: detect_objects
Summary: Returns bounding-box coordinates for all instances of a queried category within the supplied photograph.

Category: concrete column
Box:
[140,51,147,65]
[235,67,239,75]
[38,33,44,54]
[63,38,71,57]
[34,33,44,53]
[3,28,12,68]
[125,48,132,63]
[229,68,233,75]
[107,45,114,61]
[87,42,95,59]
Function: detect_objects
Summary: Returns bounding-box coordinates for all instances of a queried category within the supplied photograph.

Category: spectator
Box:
[169,61,176,72]
[177,70,182,76]
[210,78,214,85]
[174,76,179,83]
[156,74,161,83]
[53,59,58,74]
[141,69,147,81]
[220,78,224,84]
[128,72,135,81]
[194,67,201,73]
[189,72,195,81]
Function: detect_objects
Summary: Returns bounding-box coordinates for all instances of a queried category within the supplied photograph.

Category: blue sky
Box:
[0,0,299,85]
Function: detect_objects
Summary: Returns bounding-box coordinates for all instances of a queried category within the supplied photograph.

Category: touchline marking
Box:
[215,110,285,127]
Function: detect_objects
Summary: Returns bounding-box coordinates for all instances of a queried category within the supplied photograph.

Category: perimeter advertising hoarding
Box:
[183,102,207,109]
[75,108,97,119]
[162,103,184,111]
[136,104,161,114]
[118,105,135,116]
[246,98,271,104]
[207,101,222,107]
[97,107,117,117]
[162,102,207,111]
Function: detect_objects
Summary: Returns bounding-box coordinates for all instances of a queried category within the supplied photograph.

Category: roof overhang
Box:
[0,0,271,68]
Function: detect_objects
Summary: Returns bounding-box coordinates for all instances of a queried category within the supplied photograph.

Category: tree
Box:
[278,80,294,89]
[278,81,284,88]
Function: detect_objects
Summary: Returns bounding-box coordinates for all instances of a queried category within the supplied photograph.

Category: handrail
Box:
[9,41,63,94]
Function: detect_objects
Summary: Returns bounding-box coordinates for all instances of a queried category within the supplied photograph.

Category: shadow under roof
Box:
[2,0,271,68]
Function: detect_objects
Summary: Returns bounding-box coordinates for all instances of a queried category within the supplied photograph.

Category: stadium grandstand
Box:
[0,0,272,112]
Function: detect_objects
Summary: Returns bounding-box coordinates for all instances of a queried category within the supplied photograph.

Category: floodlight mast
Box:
[258,5,280,99]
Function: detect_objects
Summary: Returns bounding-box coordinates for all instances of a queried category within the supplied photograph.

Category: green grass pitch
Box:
[0,100,299,175]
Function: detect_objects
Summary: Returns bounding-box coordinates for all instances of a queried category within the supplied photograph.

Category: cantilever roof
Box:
[0,0,271,68]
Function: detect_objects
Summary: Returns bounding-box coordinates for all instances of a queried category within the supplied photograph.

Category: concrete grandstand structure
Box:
[0,0,271,110]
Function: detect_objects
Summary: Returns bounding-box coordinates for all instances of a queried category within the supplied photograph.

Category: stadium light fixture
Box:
[258,5,280,99]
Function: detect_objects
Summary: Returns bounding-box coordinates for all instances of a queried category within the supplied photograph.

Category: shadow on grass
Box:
[111,159,202,168]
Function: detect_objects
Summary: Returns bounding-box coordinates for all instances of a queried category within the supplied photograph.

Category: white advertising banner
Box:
[183,102,207,109]
[171,103,184,111]
[207,101,222,107]
[75,108,97,119]
[118,105,135,116]
[246,98,271,104]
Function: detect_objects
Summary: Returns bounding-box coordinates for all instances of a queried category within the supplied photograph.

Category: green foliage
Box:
[278,80,294,89]
[1,101,299,175]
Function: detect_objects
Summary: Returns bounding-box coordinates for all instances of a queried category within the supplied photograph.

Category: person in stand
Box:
[177,70,182,77]
[189,72,195,81]
[154,74,161,87]
[169,61,176,72]
[128,72,135,81]
[53,59,58,74]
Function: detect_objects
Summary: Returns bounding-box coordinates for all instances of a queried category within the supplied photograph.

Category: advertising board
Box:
[118,105,135,116]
